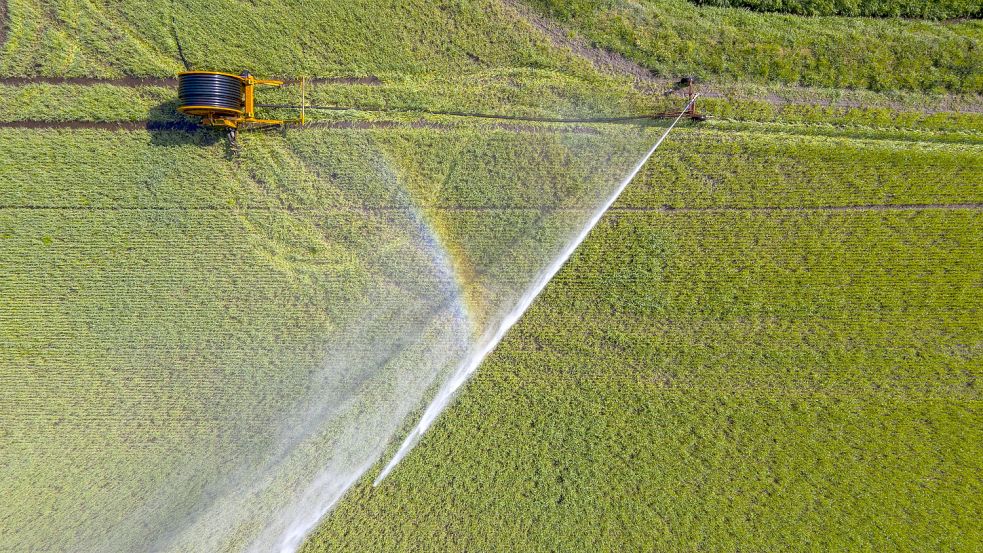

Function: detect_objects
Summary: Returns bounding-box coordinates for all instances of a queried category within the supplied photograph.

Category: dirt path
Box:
[499,0,659,84]
[0,0,7,47]
[617,203,983,213]
[0,75,381,86]
[498,0,983,114]
[0,120,193,131]
[0,118,601,135]
[2,204,979,212]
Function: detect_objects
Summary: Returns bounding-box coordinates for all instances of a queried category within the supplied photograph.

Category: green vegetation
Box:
[299,121,982,551]
[5,76,983,141]
[693,0,982,19]
[0,0,593,78]
[3,119,979,551]
[1,0,981,552]
[527,0,983,92]
[2,0,980,94]
[0,122,656,549]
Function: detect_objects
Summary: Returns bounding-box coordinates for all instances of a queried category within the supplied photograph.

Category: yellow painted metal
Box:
[300,76,306,126]
[177,70,244,80]
[244,81,255,119]
[178,70,294,131]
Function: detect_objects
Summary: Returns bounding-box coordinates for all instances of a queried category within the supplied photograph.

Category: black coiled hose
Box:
[177,73,244,111]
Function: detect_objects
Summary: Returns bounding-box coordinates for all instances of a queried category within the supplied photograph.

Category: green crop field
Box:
[1,0,981,552]
[692,0,982,19]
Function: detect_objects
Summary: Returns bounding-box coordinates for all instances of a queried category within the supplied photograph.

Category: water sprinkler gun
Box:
[655,76,706,122]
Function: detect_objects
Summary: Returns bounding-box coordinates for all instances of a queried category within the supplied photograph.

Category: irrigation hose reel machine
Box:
[176,70,306,150]
[177,71,707,152]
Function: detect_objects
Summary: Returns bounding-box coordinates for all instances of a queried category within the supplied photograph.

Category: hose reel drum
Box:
[177,70,305,130]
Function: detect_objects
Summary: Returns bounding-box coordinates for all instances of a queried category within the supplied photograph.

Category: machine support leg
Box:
[227,128,240,157]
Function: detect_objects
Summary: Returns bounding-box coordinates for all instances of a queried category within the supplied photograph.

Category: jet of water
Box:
[374,95,700,485]
[2,97,697,553]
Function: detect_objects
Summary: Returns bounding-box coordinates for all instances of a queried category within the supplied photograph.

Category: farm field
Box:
[692,0,982,19]
[302,125,983,550]
[1,0,981,552]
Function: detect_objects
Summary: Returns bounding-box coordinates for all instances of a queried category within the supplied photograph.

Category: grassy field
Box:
[692,0,983,19]
[528,0,982,92]
[1,0,980,93]
[1,0,981,551]
[300,123,982,551]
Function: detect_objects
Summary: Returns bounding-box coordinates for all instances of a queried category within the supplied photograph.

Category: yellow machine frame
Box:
[177,71,306,130]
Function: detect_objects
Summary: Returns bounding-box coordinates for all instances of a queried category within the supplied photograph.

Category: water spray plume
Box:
[5,92,698,553]
[375,95,700,485]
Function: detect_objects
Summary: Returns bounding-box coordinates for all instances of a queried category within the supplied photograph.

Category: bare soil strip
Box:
[0,120,195,131]
[499,0,658,83]
[0,0,7,47]
[0,76,381,86]
[497,0,983,114]
[0,118,600,134]
[621,203,983,213]
[2,204,979,212]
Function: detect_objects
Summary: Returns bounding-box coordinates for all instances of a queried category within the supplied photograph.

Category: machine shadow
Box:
[146,99,288,160]
[146,99,223,149]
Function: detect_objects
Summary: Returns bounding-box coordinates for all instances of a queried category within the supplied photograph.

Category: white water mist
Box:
[5,100,696,553]
[375,98,698,484]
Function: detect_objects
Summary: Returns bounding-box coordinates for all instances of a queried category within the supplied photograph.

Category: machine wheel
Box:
[227,128,240,157]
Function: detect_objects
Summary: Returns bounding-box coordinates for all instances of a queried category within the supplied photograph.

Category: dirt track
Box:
[0,118,602,135]
[0,120,193,131]
[0,0,7,47]
[1,204,979,213]
[0,76,381,86]
[621,203,983,213]
[499,0,658,83]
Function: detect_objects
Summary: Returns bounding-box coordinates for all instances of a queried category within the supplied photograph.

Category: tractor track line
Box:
[496,0,982,114]
[621,203,983,213]
[0,120,196,131]
[1,204,980,213]
[498,0,657,83]
[0,76,380,86]
[0,75,977,115]
[0,119,604,134]
[0,0,7,48]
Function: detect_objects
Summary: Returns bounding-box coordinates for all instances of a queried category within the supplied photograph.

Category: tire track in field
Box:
[0,76,380,86]
[0,73,977,115]
[0,119,603,135]
[618,203,983,213]
[0,0,6,47]
[1,204,980,212]
[498,0,658,83]
[0,120,196,131]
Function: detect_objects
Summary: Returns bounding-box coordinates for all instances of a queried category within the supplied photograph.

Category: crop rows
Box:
[4,80,981,142]
[0,122,660,548]
[2,117,980,549]
[526,0,982,92]
[304,150,981,551]
[693,0,983,19]
[0,0,590,79]
[310,381,981,551]
[2,0,981,550]
[2,1,980,95]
